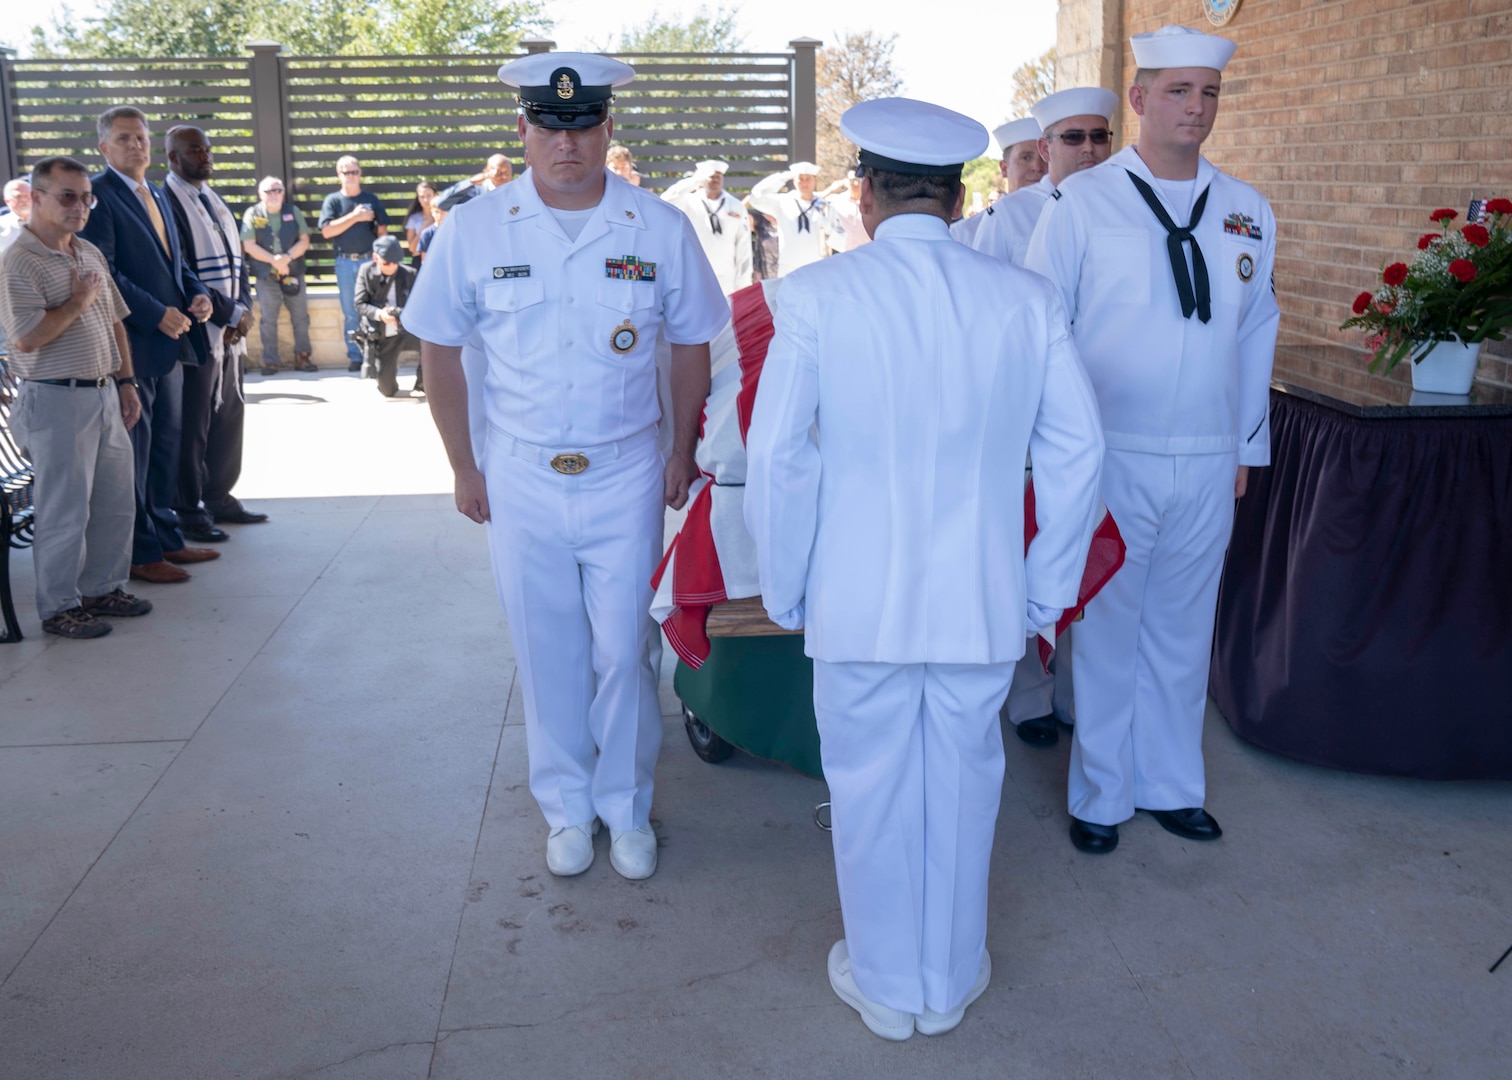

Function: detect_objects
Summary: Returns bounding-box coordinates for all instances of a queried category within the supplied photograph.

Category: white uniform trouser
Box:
[11,381,134,620]
[482,423,664,832]
[813,658,1016,1016]
[1004,625,1075,724]
[1068,449,1237,825]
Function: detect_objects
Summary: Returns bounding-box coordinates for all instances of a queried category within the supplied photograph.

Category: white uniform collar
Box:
[1108,146,1217,213]
[872,213,952,242]
[504,168,648,246]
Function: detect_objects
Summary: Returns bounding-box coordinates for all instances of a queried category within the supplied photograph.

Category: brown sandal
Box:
[293,351,318,373]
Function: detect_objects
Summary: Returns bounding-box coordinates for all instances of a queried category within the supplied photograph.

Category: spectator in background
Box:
[0,177,33,357]
[606,144,643,186]
[820,171,870,254]
[353,235,419,398]
[241,175,315,375]
[414,204,447,265]
[435,155,512,211]
[318,156,389,372]
[404,181,436,264]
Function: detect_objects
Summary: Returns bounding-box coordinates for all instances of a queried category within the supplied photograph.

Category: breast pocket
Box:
[596,282,658,360]
[483,278,546,356]
[1089,229,1152,307]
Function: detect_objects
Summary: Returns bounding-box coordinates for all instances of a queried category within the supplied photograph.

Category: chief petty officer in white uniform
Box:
[745,97,1104,1040]
[747,161,829,275]
[948,117,1043,247]
[1025,25,1280,855]
[660,159,753,295]
[406,53,729,881]
[975,87,1119,267]
[974,87,1119,749]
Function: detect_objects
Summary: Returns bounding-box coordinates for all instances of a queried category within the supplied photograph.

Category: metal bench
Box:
[0,369,35,642]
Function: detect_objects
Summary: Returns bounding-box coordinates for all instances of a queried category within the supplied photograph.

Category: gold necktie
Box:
[137,183,169,254]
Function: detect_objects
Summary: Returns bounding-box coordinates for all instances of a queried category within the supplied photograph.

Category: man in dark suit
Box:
[81,105,218,583]
[353,236,419,398]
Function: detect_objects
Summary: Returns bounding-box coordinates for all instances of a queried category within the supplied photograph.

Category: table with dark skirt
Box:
[1210,369,1512,779]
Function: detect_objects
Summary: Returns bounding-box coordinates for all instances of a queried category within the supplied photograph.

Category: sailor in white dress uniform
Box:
[661,159,753,295]
[745,97,1104,1040]
[1025,26,1280,855]
[949,116,1043,247]
[406,52,729,882]
[747,160,829,275]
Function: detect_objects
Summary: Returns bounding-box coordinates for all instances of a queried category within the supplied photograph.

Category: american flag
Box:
[1468,198,1486,224]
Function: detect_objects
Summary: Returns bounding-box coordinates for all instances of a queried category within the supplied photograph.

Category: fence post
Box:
[788,37,821,165]
[520,38,556,55]
[245,41,290,190]
[0,48,18,183]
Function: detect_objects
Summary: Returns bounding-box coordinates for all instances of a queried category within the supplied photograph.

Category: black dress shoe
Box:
[213,508,270,525]
[1069,818,1119,854]
[1014,714,1059,748]
[1146,807,1223,841]
[181,523,230,543]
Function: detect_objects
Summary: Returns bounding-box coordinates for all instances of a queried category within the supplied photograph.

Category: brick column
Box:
[1056,0,1124,96]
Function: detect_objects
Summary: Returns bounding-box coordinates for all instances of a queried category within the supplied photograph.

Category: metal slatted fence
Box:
[0,44,815,284]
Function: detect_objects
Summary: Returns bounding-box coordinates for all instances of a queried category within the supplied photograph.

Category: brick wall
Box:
[1114,0,1512,396]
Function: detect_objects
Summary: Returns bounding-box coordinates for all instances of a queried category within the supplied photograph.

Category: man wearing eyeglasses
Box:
[974,87,1119,268]
[241,176,314,376]
[318,156,389,372]
[0,156,154,638]
[1026,26,1279,856]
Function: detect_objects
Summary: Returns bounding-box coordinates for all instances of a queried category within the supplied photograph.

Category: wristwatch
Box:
[115,376,139,390]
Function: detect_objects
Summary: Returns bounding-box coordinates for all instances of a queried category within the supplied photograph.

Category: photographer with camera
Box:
[352,235,419,397]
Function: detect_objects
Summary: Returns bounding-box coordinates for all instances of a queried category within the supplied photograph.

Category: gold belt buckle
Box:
[550,452,589,475]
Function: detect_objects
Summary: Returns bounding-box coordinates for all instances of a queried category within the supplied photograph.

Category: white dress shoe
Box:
[827,940,914,1041]
[546,819,599,876]
[609,823,658,879]
[915,951,991,1036]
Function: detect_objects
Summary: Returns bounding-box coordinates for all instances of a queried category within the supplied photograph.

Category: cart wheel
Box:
[683,705,736,764]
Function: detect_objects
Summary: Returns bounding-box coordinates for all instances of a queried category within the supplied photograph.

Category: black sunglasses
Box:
[1049,129,1114,146]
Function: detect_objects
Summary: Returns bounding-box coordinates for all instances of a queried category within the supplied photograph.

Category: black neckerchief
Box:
[1126,171,1212,323]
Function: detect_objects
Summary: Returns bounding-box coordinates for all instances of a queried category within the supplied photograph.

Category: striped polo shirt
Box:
[0,226,129,381]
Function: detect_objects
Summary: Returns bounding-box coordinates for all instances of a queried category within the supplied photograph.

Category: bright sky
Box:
[17,0,1058,139]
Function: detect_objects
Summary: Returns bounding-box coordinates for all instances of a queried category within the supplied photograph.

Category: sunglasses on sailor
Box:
[1049,129,1114,146]
[35,187,97,209]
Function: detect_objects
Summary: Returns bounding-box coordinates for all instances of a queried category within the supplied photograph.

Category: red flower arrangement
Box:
[1341,202,1512,374]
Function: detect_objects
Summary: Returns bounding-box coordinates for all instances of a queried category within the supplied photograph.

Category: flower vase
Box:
[1411,339,1482,394]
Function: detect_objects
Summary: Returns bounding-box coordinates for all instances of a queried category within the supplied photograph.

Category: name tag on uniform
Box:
[493,265,530,279]
[605,255,656,281]
[1224,212,1262,240]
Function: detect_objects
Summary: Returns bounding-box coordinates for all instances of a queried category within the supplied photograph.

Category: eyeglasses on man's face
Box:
[1049,129,1113,146]
[263,186,285,193]
[339,168,361,176]
[36,187,97,209]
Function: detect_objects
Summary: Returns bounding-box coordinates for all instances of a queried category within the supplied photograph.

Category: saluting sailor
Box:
[746,161,829,275]
[405,53,729,881]
[1025,26,1279,855]
[949,117,1043,247]
[745,97,1104,1040]
[974,87,1119,267]
[660,159,753,295]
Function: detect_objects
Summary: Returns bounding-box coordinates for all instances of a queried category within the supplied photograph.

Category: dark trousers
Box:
[371,331,420,397]
[130,362,186,563]
[175,349,246,529]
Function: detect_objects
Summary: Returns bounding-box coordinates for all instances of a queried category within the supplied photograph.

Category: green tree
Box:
[816,30,903,182]
[1008,47,1056,121]
[611,6,745,54]
[961,155,1002,213]
[28,0,549,57]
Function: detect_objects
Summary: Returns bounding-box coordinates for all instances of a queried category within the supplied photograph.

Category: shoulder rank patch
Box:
[493,265,530,279]
[1224,212,1262,240]
[606,255,656,281]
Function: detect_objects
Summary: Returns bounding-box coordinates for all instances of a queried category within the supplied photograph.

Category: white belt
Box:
[490,422,656,475]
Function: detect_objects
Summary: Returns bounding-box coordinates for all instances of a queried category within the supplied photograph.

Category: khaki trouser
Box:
[10,380,134,619]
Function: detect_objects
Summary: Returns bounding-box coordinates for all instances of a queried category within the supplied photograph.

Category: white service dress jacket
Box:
[1025,148,1280,464]
[972,175,1056,266]
[404,170,728,447]
[744,213,1106,665]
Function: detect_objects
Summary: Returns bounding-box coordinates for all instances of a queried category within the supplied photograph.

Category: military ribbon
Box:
[1126,171,1211,324]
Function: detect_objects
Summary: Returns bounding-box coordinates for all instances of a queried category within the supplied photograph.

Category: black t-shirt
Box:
[319,190,390,256]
